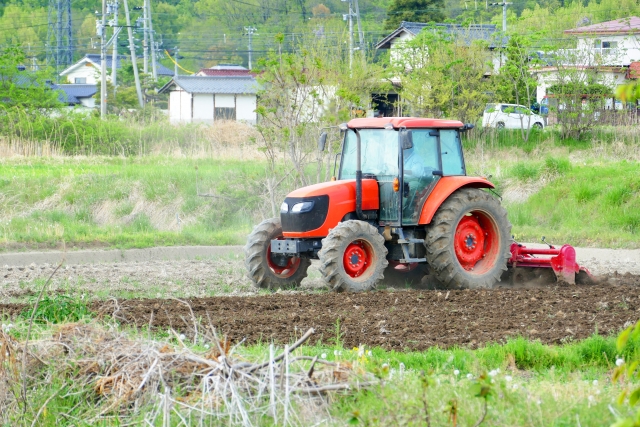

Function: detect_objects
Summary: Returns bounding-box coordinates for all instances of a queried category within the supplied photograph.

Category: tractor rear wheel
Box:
[318,220,388,292]
[244,218,311,290]
[426,188,512,289]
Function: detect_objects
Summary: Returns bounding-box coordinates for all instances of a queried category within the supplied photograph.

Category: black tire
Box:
[496,122,506,129]
[244,218,311,289]
[425,188,512,289]
[533,122,543,130]
[318,220,388,292]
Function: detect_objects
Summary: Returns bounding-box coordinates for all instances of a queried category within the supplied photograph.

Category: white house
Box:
[375,21,506,73]
[59,54,174,84]
[534,17,640,104]
[158,75,260,125]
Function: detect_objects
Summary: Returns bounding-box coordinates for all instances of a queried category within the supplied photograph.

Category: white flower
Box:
[512,383,519,390]
[179,334,186,341]
[204,344,210,349]
[333,350,342,356]
[505,375,513,382]
[592,380,598,386]
[596,389,601,395]
[588,395,595,402]
[381,363,389,369]
[467,373,473,380]
[321,353,327,359]
[616,358,624,367]
[367,350,372,356]
[454,369,460,376]
[489,369,498,377]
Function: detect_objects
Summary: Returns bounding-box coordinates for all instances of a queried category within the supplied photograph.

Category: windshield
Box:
[340,129,399,179]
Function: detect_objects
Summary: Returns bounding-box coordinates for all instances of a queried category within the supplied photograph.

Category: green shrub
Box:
[20,295,93,323]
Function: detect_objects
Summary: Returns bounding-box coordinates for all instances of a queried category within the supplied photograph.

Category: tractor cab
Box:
[338,121,467,226]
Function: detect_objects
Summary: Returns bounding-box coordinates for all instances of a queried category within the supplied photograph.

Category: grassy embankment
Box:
[2,126,640,250]
[1,304,638,426]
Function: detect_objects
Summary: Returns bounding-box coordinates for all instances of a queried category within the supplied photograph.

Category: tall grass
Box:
[0,108,260,157]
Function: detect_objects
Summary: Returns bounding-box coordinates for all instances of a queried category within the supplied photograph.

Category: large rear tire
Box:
[244,218,311,290]
[426,188,511,289]
[318,220,388,292]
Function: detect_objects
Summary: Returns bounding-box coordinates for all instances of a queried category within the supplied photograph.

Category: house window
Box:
[74,77,87,84]
[594,39,618,50]
[215,107,236,121]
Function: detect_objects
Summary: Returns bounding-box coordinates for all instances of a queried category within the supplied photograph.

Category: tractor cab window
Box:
[340,129,399,179]
[440,130,465,175]
[402,130,440,224]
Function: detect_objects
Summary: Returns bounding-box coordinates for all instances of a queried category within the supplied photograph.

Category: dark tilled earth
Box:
[5,278,638,351]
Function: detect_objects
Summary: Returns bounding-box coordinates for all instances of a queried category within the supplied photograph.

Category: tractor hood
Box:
[281,179,379,238]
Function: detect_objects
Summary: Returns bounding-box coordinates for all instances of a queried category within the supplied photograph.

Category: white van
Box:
[482,103,545,130]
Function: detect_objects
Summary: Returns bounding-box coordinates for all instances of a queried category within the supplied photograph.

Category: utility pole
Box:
[244,26,257,70]
[123,0,144,107]
[143,0,148,74]
[100,0,108,118]
[174,47,179,76]
[489,2,512,32]
[111,0,119,96]
[342,0,356,72]
[147,0,157,79]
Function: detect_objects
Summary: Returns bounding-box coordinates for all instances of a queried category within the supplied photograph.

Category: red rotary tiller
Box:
[508,241,593,285]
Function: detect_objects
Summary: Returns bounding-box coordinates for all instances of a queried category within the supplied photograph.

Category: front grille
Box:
[280,195,329,233]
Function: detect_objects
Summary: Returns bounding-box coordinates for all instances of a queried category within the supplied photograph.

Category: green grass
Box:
[505,161,640,246]
[0,156,271,249]
[1,311,637,426]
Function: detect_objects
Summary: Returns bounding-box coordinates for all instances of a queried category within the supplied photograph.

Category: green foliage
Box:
[0,47,61,110]
[397,27,491,123]
[19,294,94,323]
[611,321,640,427]
[384,0,444,30]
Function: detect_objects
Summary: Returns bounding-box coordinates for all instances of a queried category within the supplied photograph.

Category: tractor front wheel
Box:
[244,218,311,289]
[318,220,388,292]
[426,188,512,289]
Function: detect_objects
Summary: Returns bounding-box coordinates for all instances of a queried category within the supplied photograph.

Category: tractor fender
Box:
[418,176,495,225]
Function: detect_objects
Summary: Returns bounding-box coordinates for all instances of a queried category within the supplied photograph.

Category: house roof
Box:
[158,75,261,95]
[60,54,174,77]
[564,16,640,35]
[375,21,504,50]
[56,84,97,98]
[198,69,254,76]
[630,61,640,79]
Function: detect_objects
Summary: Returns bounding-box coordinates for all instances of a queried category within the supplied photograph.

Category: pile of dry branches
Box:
[0,323,375,426]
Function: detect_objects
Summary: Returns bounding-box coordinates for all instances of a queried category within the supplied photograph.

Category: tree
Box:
[394,27,492,123]
[384,0,445,31]
[494,33,541,141]
[0,47,61,111]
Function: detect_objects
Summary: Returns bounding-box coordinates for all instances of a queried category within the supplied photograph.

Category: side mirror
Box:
[460,123,475,133]
[401,130,413,150]
[318,132,328,151]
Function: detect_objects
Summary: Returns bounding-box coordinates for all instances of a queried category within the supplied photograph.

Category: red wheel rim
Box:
[454,211,499,275]
[267,238,301,278]
[343,240,372,278]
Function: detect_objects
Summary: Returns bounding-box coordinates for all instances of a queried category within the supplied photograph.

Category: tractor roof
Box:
[347,117,464,129]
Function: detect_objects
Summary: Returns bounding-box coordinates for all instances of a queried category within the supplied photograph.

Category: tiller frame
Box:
[508,242,592,284]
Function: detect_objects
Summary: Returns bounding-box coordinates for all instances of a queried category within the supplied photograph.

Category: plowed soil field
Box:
[5,279,639,351]
[1,248,639,351]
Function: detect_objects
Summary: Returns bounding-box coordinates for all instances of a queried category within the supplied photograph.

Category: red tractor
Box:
[245,117,589,291]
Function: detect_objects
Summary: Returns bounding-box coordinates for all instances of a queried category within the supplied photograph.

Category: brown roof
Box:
[197,69,255,77]
[630,62,640,79]
[565,16,640,35]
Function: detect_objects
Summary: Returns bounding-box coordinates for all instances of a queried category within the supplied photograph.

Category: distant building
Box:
[158,75,260,125]
[59,54,174,84]
[53,84,97,108]
[196,64,255,77]
[533,16,640,104]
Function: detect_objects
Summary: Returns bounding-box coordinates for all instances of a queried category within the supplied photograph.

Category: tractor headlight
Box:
[291,201,315,213]
[280,202,289,213]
